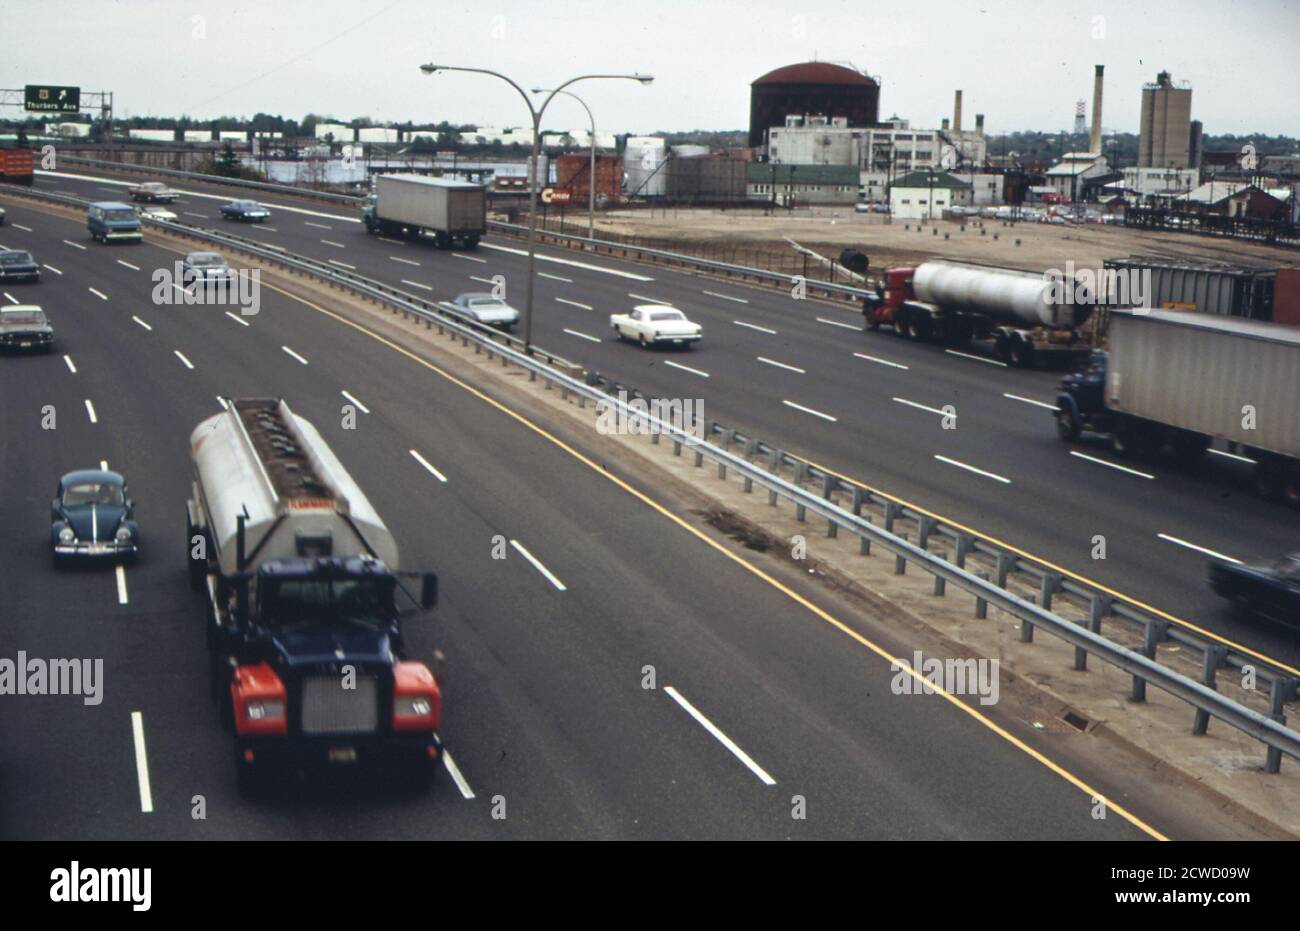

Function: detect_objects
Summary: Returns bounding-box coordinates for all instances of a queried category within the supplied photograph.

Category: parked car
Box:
[220,199,271,222]
[182,251,233,285]
[138,205,178,222]
[87,202,143,243]
[51,470,139,564]
[0,248,40,282]
[446,292,520,330]
[0,305,53,352]
[610,304,703,348]
[1209,553,1300,628]
[853,202,870,214]
[871,203,890,214]
[129,181,178,204]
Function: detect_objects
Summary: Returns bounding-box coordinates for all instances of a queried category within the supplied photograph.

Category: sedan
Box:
[51,470,140,564]
[0,305,54,352]
[447,292,520,330]
[129,182,179,204]
[610,304,702,348]
[220,199,271,222]
[0,248,40,282]
[1209,553,1300,628]
[182,251,234,285]
[139,205,178,222]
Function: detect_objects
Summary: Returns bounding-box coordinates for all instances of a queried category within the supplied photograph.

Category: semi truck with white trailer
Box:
[362,174,485,249]
[863,259,1094,367]
[1056,310,1300,505]
[186,398,442,795]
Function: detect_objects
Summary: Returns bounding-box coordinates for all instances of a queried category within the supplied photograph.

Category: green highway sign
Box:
[24,85,81,113]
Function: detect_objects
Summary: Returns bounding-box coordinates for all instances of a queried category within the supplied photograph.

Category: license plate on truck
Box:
[328,746,358,764]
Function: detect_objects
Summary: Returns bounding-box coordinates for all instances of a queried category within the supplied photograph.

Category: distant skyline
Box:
[4,0,1298,137]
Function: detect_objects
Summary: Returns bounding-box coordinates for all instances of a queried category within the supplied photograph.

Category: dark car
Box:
[1209,553,1300,627]
[0,248,40,282]
[129,182,179,204]
[0,305,54,352]
[182,251,234,286]
[220,199,271,222]
[51,470,140,564]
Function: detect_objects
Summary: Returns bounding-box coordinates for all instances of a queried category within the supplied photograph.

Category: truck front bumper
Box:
[236,731,443,773]
[54,540,138,558]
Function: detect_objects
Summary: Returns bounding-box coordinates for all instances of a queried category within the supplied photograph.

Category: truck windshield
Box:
[264,577,394,628]
[105,210,138,223]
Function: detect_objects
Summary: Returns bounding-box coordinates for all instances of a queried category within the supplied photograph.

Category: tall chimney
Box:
[975,113,984,136]
[953,90,963,134]
[1089,64,1104,154]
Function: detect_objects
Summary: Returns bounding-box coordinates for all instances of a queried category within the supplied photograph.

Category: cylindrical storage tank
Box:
[913,261,1069,328]
[624,137,667,197]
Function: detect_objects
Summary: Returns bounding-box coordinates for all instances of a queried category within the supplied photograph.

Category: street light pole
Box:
[420,64,651,354]
[532,87,597,240]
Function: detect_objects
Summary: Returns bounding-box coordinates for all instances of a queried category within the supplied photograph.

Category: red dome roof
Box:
[753,62,874,86]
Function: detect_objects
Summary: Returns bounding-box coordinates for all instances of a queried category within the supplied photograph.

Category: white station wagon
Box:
[610,304,702,348]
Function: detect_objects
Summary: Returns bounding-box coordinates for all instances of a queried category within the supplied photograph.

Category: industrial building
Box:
[745,163,859,206]
[749,61,879,148]
[555,152,623,204]
[888,170,972,219]
[1138,71,1194,169]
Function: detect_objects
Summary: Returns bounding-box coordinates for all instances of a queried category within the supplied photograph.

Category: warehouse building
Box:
[746,163,859,206]
[888,170,972,219]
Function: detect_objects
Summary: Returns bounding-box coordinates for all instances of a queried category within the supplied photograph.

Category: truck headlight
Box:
[115,526,132,543]
[394,695,432,718]
[246,700,285,721]
[59,527,75,543]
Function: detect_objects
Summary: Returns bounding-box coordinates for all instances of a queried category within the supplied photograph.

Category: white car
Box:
[139,206,178,221]
[610,304,702,348]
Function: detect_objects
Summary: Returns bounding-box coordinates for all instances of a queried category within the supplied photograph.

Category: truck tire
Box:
[1282,462,1300,509]
[1008,339,1035,368]
[463,236,480,250]
[1056,408,1080,441]
[1110,419,1149,459]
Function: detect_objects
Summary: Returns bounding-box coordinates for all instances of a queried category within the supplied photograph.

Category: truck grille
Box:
[300,675,379,735]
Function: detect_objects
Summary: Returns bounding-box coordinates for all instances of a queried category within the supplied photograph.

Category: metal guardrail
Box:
[50,157,877,303]
[58,155,364,205]
[5,178,1299,773]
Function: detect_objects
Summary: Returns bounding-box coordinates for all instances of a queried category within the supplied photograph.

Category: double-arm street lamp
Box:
[419,64,652,353]
[530,87,597,240]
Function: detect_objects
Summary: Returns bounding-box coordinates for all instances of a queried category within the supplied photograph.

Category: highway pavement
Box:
[32,168,1300,670]
[0,196,1157,840]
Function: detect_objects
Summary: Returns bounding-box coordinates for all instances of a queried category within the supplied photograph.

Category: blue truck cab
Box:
[87,201,143,244]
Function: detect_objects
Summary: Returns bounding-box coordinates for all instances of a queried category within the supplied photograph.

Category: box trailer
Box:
[0,148,34,186]
[1056,309,1300,504]
[362,174,485,248]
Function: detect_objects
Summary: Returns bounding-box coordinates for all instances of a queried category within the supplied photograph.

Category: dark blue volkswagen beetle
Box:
[51,470,140,565]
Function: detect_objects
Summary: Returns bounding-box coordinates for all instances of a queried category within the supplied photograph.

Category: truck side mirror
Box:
[421,572,438,609]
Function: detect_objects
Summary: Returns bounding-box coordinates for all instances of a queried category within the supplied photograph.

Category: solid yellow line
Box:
[794,452,1300,679]
[259,278,1168,840]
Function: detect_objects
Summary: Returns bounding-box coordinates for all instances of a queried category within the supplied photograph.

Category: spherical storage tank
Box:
[749,62,880,148]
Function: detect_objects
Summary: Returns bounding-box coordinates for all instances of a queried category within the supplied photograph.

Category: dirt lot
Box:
[585,205,1300,275]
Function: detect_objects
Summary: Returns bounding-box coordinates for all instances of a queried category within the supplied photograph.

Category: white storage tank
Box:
[624,136,667,197]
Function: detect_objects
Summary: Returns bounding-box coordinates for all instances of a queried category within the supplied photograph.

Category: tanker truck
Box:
[186,398,442,796]
[862,259,1094,367]
[1056,310,1300,505]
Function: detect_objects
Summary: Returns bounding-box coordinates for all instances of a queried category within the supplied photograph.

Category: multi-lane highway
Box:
[0,193,1177,840]
[30,167,1300,672]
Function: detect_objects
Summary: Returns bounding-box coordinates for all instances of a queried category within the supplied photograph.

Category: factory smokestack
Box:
[953,90,963,134]
[975,113,984,136]
[1090,64,1104,154]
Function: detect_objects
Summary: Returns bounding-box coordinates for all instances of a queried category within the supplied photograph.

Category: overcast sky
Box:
[5,0,1298,136]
